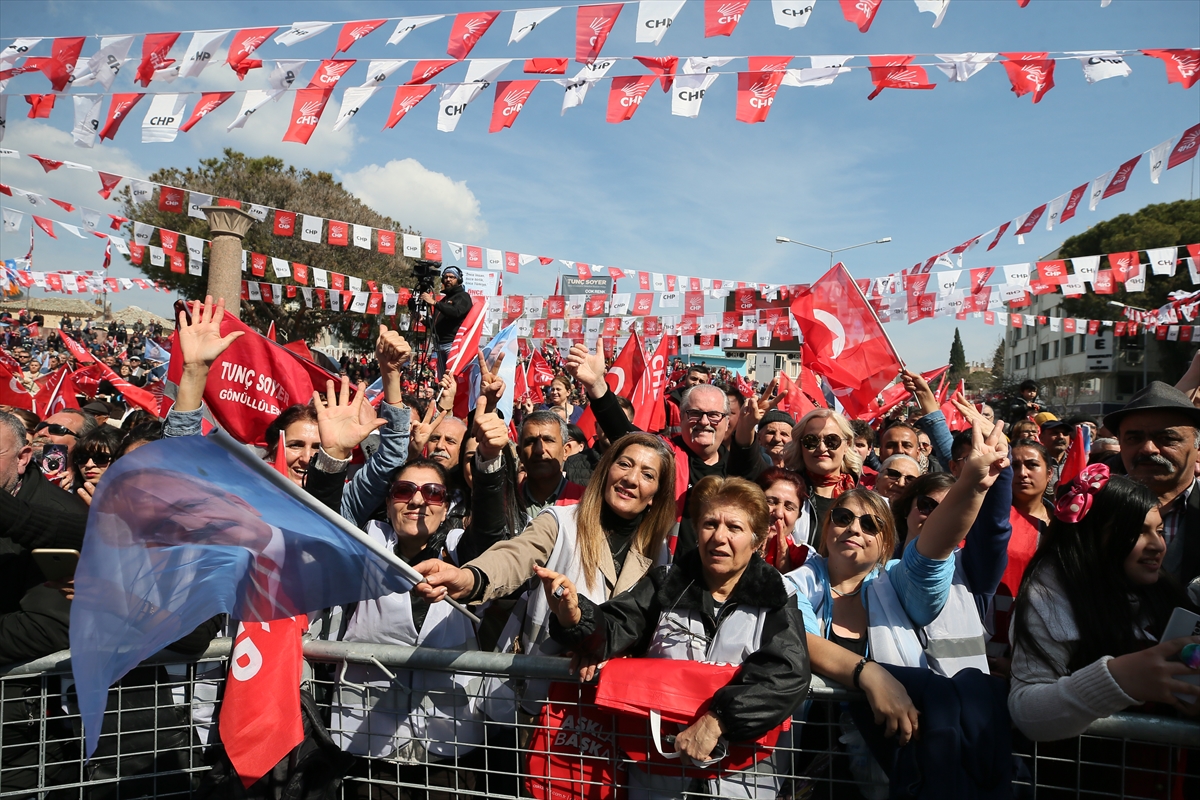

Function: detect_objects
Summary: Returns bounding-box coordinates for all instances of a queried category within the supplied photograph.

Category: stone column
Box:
[200,205,255,318]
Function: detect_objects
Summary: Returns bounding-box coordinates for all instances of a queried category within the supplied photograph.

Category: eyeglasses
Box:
[828,507,882,535]
[34,422,78,438]
[683,409,729,424]
[884,468,914,484]
[77,452,112,467]
[801,434,847,452]
[915,495,940,516]
[389,481,447,506]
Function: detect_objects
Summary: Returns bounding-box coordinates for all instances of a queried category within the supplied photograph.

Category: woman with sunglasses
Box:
[538,476,809,799]
[1010,469,1200,740]
[784,422,1010,745]
[782,408,862,552]
[69,426,121,494]
[332,458,489,794]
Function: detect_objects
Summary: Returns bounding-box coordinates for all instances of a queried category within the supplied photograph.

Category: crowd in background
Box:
[1,294,1199,800]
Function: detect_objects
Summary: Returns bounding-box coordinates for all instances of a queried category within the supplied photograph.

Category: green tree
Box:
[990,335,1006,384]
[948,327,968,384]
[117,149,417,346]
[1058,199,1200,379]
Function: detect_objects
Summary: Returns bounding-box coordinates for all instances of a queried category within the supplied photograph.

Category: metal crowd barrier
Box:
[2,638,1196,799]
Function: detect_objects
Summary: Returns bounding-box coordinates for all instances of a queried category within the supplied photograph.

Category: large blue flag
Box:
[70,433,418,756]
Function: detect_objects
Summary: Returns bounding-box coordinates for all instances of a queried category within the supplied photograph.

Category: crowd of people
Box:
[2,286,1199,799]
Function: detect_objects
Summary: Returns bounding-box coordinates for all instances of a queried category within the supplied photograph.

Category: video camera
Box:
[411,259,441,293]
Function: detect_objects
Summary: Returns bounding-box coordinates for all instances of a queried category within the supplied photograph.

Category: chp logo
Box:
[346,23,377,42]
[747,75,778,108]
[856,0,880,22]
[781,3,814,19]
[295,99,324,126]
[315,61,353,85]
[619,79,650,107]
[1172,51,1199,79]
[716,2,749,26]
[233,34,267,59]
[588,15,611,47]
[460,15,491,40]
[500,86,531,116]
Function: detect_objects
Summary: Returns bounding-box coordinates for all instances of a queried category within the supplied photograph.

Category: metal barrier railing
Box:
[2,638,1197,799]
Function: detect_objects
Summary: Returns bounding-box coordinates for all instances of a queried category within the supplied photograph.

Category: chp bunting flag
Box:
[448,11,501,59]
[180,92,233,133]
[577,4,624,65]
[705,1,750,37]
[227,27,277,79]
[134,32,180,86]
[1169,122,1200,170]
[735,70,785,123]
[489,80,537,132]
[0,36,84,91]
[99,94,144,140]
[790,263,903,419]
[385,85,436,128]
[1141,49,1200,89]
[1001,52,1056,103]
[1103,154,1142,199]
[282,88,333,144]
[69,432,425,758]
[607,75,655,122]
[527,349,555,388]
[867,56,935,100]
[840,0,883,32]
[334,20,386,55]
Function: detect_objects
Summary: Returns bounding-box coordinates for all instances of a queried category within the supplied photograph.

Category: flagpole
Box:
[209,430,482,625]
[837,262,907,371]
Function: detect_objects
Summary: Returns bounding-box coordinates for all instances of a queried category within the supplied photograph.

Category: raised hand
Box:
[437,372,457,412]
[474,402,510,461]
[410,401,448,458]
[901,368,939,415]
[960,419,1010,489]
[375,324,412,374]
[478,351,507,412]
[313,377,386,460]
[749,377,785,424]
[533,565,582,628]
[565,341,607,398]
[950,392,994,437]
[178,295,243,369]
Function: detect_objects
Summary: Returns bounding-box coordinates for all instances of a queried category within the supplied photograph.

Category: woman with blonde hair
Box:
[783,407,863,551]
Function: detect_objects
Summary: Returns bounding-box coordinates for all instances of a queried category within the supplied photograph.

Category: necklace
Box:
[830,582,863,598]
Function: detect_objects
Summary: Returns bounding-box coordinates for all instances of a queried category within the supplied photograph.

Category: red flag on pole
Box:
[634,335,672,433]
[1058,425,1089,489]
[444,298,488,377]
[791,263,903,419]
[219,619,306,787]
[527,349,555,388]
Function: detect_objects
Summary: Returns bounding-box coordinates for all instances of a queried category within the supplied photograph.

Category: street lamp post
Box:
[775,236,892,268]
[1108,300,1149,389]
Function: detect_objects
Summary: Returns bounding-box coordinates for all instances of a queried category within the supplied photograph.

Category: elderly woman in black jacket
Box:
[537,475,810,799]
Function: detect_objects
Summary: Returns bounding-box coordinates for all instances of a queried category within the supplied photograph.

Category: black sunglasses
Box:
[801,433,846,452]
[829,507,882,536]
[884,468,914,483]
[75,451,113,467]
[915,495,940,515]
[35,422,78,438]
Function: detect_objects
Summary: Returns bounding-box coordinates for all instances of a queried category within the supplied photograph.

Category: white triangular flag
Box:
[246,205,268,222]
[188,257,203,276]
[935,270,962,295]
[271,257,291,278]
[312,267,328,288]
[72,95,103,148]
[914,0,951,27]
[1003,264,1031,286]
[510,7,561,44]
[81,35,134,89]
[130,181,154,205]
[402,234,421,256]
[387,16,444,46]
[2,209,23,232]
[449,242,466,260]
[1147,138,1173,185]
[1126,263,1146,292]
[783,56,853,88]
[0,38,41,68]
[772,0,817,29]
[141,93,187,143]
[1089,170,1115,211]
[558,59,618,114]
[1071,255,1101,283]
[1072,51,1132,83]
[59,223,85,238]
[247,282,261,301]
[353,224,371,249]
[226,90,273,131]
[300,215,323,242]
[188,193,213,218]
[438,59,511,132]
[1045,192,1068,231]
[173,29,230,80]
[275,22,332,47]
[1147,246,1178,277]
[185,235,204,260]
[672,73,718,117]
[333,85,380,131]
[636,1,687,45]
[268,60,305,95]
[682,56,735,75]
[935,53,995,82]
[361,60,408,87]
[78,207,101,231]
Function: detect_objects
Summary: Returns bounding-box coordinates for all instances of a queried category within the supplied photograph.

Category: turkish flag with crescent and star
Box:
[791,263,903,419]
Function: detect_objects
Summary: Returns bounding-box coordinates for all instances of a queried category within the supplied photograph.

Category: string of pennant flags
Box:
[0,1,1125,64]
[0,46,1195,144]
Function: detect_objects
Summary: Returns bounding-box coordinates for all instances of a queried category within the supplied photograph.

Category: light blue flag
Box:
[470,321,519,423]
[141,338,171,364]
[70,432,420,756]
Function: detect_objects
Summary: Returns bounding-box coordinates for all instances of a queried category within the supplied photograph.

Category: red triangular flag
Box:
[97,172,123,199]
[447,11,500,59]
[134,32,181,87]
[334,20,386,55]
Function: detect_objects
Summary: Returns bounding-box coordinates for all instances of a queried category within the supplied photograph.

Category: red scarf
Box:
[805,470,857,498]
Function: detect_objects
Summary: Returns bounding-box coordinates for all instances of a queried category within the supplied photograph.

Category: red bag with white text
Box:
[595,658,789,780]
[525,682,625,800]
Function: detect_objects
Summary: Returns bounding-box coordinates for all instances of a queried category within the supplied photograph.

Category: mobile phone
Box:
[1161,607,1200,702]
[40,443,68,475]
[32,549,80,582]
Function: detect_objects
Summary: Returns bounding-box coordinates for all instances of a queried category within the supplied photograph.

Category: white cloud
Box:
[339,158,488,241]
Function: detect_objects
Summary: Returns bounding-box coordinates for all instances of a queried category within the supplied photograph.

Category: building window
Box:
[1064,336,1075,356]
[1079,334,1086,352]
[1053,340,1059,358]
[1013,354,1022,370]
[1041,343,1050,360]
[1029,350,1036,366]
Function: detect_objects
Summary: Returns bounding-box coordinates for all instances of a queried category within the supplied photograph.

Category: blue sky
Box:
[0,0,1197,369]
